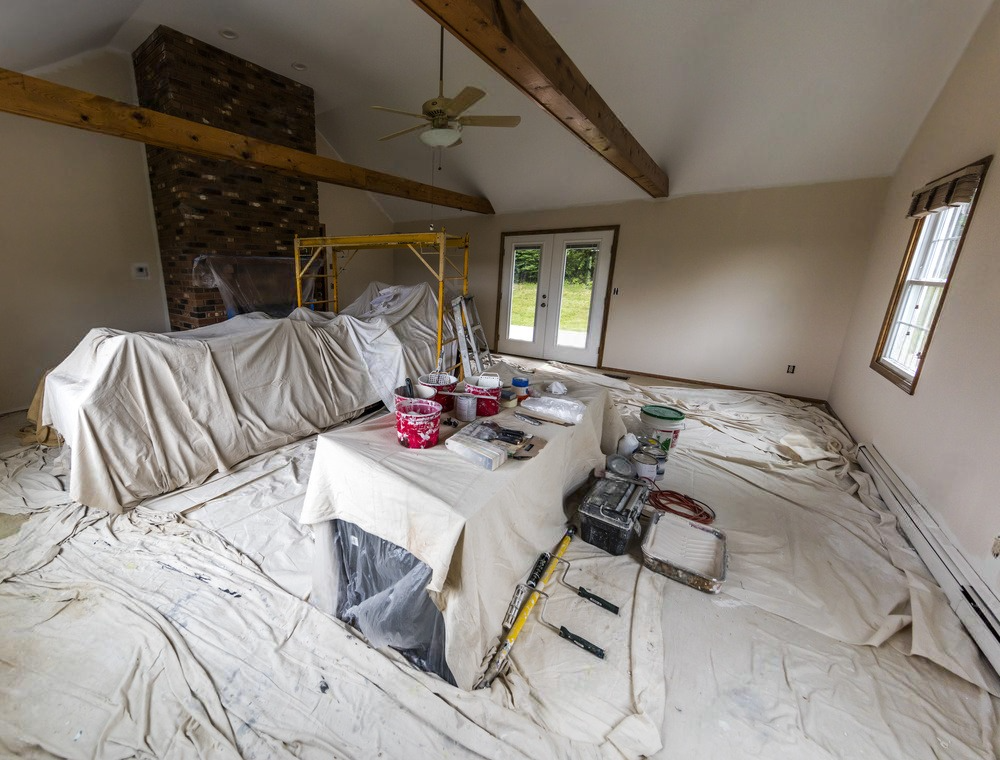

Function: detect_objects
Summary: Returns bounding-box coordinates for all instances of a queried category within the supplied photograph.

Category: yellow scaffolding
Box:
[293,231,470,361]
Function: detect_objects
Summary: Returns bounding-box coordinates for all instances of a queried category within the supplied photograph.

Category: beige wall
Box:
[830,3,1000,591]
[0,51,167,413]
[395,177,887,400]
[315,133,394,305]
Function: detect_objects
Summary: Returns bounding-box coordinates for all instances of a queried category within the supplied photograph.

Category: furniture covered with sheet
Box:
[300,366,627,690]
[42,282,439,512]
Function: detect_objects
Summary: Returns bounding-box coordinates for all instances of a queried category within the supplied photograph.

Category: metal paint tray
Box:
[641,511,727,593]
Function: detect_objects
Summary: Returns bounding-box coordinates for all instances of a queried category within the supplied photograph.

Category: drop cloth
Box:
[543,361,1000,695]
[41,283,439,513]
[3,360,999,759]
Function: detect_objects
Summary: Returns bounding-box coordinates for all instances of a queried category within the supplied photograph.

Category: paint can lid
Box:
[512,377,530,388]
[640,404,685,422]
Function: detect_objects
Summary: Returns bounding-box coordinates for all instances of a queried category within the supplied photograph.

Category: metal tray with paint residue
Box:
[641,511,727,594]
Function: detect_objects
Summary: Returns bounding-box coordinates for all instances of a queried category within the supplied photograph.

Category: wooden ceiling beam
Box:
[0,67,495,215]
[412,0,669,198]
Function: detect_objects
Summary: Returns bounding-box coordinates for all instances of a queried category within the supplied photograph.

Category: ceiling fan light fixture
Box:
[419,126,462,147]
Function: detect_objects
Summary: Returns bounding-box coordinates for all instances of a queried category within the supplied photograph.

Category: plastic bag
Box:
[520,395,586,424]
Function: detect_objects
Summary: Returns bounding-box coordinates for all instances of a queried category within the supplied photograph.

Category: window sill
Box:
[870,359,917,394]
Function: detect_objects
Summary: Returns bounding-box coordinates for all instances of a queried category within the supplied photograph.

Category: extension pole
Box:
[476,527,575,688]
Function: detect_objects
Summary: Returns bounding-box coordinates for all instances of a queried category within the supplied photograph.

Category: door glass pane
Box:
[508,245,541,341]
[556,244,598,348]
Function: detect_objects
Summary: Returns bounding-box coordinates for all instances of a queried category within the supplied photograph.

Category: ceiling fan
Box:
[371,27,520,147]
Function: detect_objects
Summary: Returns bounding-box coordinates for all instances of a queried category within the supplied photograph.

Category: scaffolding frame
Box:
[293,231,470,361]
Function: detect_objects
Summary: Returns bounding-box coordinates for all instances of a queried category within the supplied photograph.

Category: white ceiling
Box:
[2,0,993,222]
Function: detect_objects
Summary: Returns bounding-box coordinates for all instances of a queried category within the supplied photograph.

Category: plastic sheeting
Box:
[41,282,439,512]
[332,520,453,684]
[192,254,316,318]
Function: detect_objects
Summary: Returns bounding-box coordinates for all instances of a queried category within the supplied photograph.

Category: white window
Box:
[872,157,990,393]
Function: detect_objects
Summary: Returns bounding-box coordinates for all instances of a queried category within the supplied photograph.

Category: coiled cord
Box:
[646,486,716,524]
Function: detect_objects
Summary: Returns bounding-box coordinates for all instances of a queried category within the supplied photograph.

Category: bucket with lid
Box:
[393,383,434,411]
[395,399,443,449]
[465,372,502,417]
[418,372,459,412]
[640,405,686,452]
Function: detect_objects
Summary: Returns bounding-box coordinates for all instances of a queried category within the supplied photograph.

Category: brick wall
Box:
[133,26,320,330]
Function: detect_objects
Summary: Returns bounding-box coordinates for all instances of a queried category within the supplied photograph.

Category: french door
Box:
[497,228,616,366]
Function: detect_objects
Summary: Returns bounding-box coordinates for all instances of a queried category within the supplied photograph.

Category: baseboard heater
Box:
[857,444,1000,673]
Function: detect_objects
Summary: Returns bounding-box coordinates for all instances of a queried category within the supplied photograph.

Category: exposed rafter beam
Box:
[0,67,495,215]
[412,0,669,198]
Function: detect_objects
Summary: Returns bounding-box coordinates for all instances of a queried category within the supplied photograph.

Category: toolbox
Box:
[577,474,648,555]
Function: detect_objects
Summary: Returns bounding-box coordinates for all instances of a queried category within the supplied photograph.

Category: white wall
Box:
[0,51,167,413]
[315,133,394,305]
[395,177,887,399]
[830,2,1000,592]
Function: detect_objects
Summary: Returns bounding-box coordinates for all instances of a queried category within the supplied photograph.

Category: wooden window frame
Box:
[871,156,991,394]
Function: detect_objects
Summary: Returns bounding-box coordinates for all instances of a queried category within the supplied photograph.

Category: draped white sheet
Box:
[41,283,438,513]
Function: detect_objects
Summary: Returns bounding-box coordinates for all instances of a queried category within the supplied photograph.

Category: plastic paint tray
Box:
[641,511,727,593]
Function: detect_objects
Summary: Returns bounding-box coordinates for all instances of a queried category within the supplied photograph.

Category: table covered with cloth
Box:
[299,369,627,690]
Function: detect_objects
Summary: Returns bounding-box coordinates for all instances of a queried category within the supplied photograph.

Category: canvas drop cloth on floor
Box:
[2,361,998,758]
[41,282,438,513]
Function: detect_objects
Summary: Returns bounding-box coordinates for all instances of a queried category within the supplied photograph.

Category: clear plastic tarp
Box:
[193,254,317,318]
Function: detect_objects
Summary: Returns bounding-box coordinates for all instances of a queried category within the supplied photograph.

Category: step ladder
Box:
[452,295,493,377]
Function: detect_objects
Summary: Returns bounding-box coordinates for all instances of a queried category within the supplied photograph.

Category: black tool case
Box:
[577,475,648,555]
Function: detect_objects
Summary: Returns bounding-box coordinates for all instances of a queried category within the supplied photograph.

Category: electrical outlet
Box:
[786,365,796,374]
[612,287,620,296]
[131,263,151,280]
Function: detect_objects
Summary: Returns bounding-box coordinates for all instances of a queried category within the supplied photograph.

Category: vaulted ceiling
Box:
[1,0,992,222]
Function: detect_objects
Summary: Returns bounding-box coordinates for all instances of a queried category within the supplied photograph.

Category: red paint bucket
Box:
[418,372,458,412]
[393,384,434,411]
[395,399,442,449]
[466,374,502,417]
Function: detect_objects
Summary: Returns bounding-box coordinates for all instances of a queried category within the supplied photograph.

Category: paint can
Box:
[466,373,502,417]
[395,399,443,449]
[419,372,459,412]
[393,383,434,411]
[631,451,658,482]
[512,376,530,402]
[639,444,667,478]
[640,405,686,451]
[455,394,477,422]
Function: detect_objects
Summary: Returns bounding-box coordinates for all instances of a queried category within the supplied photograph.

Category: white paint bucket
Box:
[455,394,477,422]
[631,451,658,481]
[640,405,686,452]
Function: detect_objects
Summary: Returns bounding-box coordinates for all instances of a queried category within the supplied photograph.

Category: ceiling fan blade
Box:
[457,115,521,128]
[371,105,429,120]
[378,124,427,141]
[446,86,486,115]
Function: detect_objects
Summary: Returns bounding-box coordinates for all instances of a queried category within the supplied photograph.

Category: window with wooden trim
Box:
[872,156,991,393]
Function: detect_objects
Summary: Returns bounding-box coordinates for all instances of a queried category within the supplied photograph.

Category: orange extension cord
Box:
[646,486,716,524]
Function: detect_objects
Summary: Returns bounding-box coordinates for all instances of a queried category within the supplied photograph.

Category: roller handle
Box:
[559,626,605,659]
[578,587,620,615]
[526,553,550,588]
